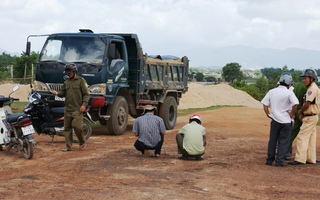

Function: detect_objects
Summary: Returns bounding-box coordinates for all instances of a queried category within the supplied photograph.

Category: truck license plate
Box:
[55,96,65,101]
[21,125,35,136]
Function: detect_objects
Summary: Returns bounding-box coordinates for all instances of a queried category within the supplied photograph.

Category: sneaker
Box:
[275,163,287,167]
[306,161,316,164]
[196,156,203,161]
[155,154,160,158]
[61,148,71,152]
[288,161,304,165]
[265,162,273,166]
[178,155,188,160]
[79,143,86,150]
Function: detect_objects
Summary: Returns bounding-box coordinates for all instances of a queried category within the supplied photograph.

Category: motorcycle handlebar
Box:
[0,97,19,102]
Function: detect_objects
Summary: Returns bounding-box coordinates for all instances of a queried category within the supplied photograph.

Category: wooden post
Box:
[10,65,13,82]
[24,62,27,82]
[31,63,34,83]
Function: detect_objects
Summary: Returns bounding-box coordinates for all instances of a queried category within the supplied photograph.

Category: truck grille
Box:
[47,83,63,91]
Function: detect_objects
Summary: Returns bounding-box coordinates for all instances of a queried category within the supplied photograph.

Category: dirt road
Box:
[1,107,319,200]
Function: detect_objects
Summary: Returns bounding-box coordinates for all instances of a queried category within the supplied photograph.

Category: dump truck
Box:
[26,29,189,135]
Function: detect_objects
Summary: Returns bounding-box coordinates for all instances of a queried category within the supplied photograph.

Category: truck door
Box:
[107,41,128,84]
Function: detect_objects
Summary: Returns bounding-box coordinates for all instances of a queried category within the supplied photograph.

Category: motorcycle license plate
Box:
[55,96,65,101]
[21,125,35,135]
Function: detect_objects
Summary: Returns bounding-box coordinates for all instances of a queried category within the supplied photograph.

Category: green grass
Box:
[11,102,28,113]
[178,105,239,117]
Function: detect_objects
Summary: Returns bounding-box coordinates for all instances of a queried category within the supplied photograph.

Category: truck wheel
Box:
[107,96,128,135]
[159,96,177,130]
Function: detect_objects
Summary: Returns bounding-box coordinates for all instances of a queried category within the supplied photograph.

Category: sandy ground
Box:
[0,83,320,199]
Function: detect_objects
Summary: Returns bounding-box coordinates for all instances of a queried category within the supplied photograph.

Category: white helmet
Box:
[189,114,202,123]
[279,72,293,86]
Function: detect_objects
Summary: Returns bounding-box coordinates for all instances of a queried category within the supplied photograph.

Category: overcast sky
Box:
[2,0,320,66]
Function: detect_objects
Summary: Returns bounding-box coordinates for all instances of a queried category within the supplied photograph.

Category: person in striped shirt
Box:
[133,105,166,158]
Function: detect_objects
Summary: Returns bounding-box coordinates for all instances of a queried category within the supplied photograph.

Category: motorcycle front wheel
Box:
[20,139,33,159]
[72,118,92,142]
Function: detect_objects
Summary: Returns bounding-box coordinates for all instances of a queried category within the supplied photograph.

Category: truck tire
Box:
[106,96,128,135]
[159,96,177,130]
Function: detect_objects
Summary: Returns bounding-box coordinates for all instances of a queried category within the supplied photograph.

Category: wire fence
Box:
[0,64,34,84]
[0,77,34,84]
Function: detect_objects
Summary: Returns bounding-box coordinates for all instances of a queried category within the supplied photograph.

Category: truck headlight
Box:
[88,84,106,95]
[33,81,50,92]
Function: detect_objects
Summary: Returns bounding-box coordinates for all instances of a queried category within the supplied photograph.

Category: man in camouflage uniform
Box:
[51,63,89,151]
[286,82,307,158]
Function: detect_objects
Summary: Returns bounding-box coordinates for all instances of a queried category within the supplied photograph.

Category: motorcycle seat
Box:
[6,113,29,123]
[50,107,65,115]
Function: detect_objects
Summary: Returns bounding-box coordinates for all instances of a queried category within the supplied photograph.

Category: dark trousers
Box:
[267,119,292,165]
[134,135,164,155]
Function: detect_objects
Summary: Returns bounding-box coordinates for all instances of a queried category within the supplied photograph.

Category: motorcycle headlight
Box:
[28,92,41,104]
[33,81,50,92]
[88,84,106,95]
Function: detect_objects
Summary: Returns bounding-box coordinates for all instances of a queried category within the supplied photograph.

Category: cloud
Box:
[2,0,320,60]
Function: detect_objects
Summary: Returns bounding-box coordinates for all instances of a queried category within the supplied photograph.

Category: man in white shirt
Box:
[261,73,299,167]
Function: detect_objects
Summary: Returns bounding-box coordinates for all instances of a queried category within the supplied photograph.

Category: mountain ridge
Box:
[2,45,320,70]
[178,45,320,70]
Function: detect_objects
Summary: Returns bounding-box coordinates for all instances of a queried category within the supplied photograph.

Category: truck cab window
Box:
[40,40,62,61]
[40,37,105,64]
[109,41,125,71]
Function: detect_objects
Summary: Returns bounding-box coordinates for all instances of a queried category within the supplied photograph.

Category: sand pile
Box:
[0,82,262,109]
[179,82,262,109]
[1,83,31,102]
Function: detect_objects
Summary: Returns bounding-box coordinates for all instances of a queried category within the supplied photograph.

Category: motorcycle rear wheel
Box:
[20,140,33,159]
[72,118,92,142]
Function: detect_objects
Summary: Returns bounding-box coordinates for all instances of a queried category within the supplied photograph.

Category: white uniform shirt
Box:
[261,85,299,123]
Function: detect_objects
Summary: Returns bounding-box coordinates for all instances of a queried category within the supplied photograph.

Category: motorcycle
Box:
[0,85,35,159]
[23,85,94,142]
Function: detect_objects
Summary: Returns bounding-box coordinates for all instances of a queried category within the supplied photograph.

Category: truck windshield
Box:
[39,36,105,64]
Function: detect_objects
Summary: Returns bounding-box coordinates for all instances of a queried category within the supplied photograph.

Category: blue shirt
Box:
[132,113,166,147]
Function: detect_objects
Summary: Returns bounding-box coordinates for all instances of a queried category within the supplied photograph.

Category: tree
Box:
[256,75,269,94]
[222,62,243,83]
[205,76,217,83]
[260,67,302,90]
[13,51,38,82]
[194,72,205,81]
[0,53,16,78]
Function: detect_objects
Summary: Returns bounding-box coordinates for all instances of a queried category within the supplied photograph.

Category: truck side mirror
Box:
[26,41,31,56]
[108,43,116,59]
